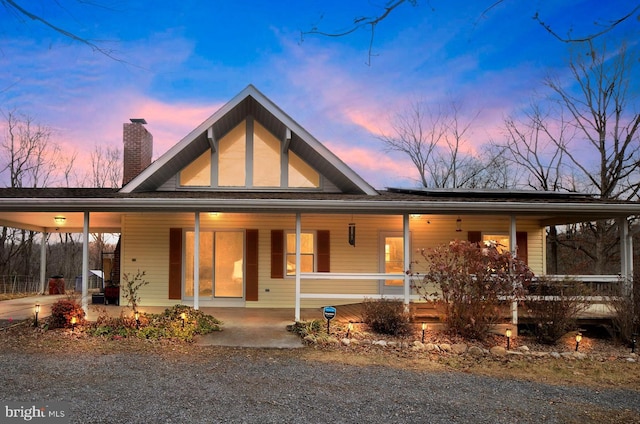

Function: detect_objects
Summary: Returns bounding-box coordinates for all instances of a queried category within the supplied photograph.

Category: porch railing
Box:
[299,272,421,300]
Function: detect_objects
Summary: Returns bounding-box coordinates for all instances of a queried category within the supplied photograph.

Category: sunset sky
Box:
[0,1,638,189]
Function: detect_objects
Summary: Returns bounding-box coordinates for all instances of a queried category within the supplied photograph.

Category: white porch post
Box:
[619,217,633,295]
[295,213,302,322]
[403,213,410,305]
[40,231,47,294]
[194,211,200,310]
[82,212,89,313]
[509,215,518,325]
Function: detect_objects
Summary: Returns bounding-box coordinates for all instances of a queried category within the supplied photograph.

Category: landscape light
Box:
[422,322,427,343]
[70,316,77,331]
[135,312,140,330]
[34,304,40,327]
[180,312,186,328]
[505,328,512,350]
[631,333,637,354]
[347,322,353,339]
[575,332,582,352]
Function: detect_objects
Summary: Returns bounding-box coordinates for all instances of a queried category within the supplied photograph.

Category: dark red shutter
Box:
[271,230,284,279]
[467,231,482,244]
[246,229,259,301]
[516,232,528,265]
[317,230,330,272]
[168,228,182,300]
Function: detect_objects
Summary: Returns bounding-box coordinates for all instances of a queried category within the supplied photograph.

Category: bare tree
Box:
[302,1,640,64]
[499,43,640,274]
[89,145,122,188]
[379,100,504,189]
[1,0,120,61]
[0,111,79,278]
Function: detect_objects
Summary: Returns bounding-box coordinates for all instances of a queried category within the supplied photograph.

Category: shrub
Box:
[49,297,85,329]
[609,271,640,344]
[289,320,325,338]
[525,277,591,344]
[361,298,413,336]
[413,240,533,340]
[86,305,222,341]
[146,304,223,341]
[121,270,149,314]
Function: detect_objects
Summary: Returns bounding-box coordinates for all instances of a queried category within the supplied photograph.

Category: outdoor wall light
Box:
[34,304,40,327]
[347,322,353,339]
[348,222,356,247]
[180,312,186,328]
[505,328,512,350]
[54,216,66,225]
[575,332,582,352]
[422,322,427,343]
[455,216,462,232]
[631,333,637,354]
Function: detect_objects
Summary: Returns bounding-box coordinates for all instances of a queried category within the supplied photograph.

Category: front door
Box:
[379,232,404,295]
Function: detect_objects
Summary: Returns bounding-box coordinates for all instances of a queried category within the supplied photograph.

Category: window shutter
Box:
[467,231,482,244]
[246,229,259,301]
[271,230,284,279]
[317,230,330,272]
[516,232,528,265]
[168,228,182,300]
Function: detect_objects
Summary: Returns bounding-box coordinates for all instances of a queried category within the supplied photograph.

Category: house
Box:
[0,85,636,322]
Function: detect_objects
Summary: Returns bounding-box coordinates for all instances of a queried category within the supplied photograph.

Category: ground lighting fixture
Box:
[135,312,140,330]
[632,333,637,354]
[70,316,77,332]
[346,322,353,339]
[180,312,186,328]
[34,304,40,327]
[575,332,582,352]
[421,322,427,343]
[505,328,512,350]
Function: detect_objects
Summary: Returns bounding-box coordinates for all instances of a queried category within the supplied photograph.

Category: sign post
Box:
[323,306,336,334]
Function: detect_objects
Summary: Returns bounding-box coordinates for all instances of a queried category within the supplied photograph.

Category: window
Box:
[482,234,510,254]
[218,121,246,187]
[180,149,211,186]
[285,232,315,276]
[253,121,281,187]
[288,151,320,188]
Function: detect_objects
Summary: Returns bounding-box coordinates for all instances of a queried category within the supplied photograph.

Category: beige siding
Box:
[120,212,546,308]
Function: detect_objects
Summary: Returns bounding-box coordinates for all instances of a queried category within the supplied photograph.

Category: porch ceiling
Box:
[0,211,122,233]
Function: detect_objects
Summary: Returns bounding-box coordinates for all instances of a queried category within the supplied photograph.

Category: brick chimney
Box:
[122,118,153,186]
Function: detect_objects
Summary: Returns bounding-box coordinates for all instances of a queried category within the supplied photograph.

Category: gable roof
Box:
[120,85,378,195]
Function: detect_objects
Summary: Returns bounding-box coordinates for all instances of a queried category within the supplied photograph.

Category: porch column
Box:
[294,213,301,322]
[194,212,200,310]
[509,215,517,325]
[39,231,47,294]
[82,212,89,313]
[403,213,410,305]
[619,217,633,295]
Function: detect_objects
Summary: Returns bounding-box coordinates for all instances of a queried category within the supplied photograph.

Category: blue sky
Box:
[0,0,638,189]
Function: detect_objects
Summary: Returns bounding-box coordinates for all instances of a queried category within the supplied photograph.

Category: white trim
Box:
[295,213,301,321]
[194,212,200,310]
[82,212,89,313]
[40,232,47,294]
[301,272,405,280]
[403,214,411,305]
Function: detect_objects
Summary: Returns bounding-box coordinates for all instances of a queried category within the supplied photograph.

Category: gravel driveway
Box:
[1,347,639,424]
